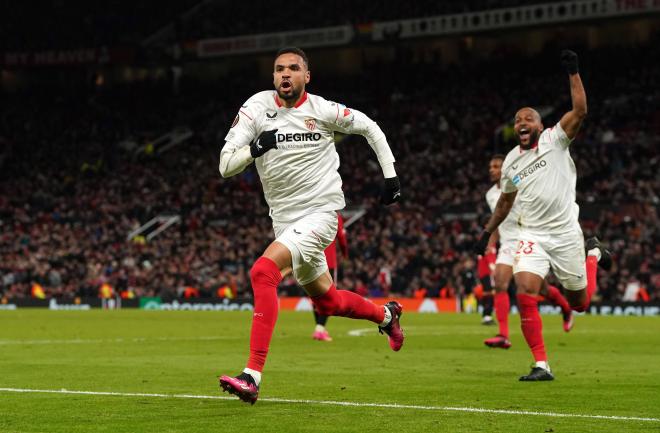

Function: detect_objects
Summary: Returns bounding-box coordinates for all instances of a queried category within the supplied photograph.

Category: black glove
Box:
[560,50,579,75]
[381,176,401,205]
[473,230,491,256]
[250,129,278,158]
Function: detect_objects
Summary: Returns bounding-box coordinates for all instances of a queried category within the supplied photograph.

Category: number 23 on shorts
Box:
[516,240,535,255]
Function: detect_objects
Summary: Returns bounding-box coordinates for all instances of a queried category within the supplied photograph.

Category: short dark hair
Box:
[491,154,506,161]
[275,47,309,68]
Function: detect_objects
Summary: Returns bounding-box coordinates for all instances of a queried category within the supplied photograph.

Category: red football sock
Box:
[246,256,282,372]
[311,284,385,324]
[494,291,510,338]
[517,294,547,362]
[586,255,598,300]
[545,284,571,315]
[575,256,599,312]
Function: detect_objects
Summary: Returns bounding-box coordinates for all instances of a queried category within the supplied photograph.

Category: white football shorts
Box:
[513,227,587,291]
[496,238,518,267]
[273,211,338,286]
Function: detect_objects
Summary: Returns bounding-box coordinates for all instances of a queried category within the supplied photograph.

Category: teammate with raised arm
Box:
[474,50,611,381]
[482,155,574,351]
[218,47,403,404]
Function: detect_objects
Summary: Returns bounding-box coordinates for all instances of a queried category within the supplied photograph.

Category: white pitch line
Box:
[0,336,238,345]
[347,327,660,337]
[348,327,502,337]
[0,387,658,423]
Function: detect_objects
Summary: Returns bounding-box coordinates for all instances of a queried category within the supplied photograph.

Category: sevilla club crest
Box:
[304,118,316,131]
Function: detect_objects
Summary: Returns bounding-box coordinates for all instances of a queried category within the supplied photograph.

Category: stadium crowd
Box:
[1,39,658,303]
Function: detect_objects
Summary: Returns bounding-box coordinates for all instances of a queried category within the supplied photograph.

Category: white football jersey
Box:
[501,122,580,234]
[222,91,395,223]
[485,183,520,243]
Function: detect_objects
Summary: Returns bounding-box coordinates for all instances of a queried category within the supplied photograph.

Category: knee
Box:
[516,284,538,296]
[312,288,341,316]
[493,269,511,293]
[249,256,281,288]
[249,259,266,282]
[493,279,508,293]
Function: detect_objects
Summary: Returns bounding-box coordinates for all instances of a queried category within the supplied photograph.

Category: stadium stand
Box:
[0,1,199,50]
[178,0,555,40]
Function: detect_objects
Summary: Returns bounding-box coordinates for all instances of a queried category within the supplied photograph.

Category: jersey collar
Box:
[274,91,308,108]
[519,139,539,153]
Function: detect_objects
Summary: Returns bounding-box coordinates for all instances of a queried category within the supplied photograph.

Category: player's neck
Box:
[520,138,539,151]
[276,91,307,108]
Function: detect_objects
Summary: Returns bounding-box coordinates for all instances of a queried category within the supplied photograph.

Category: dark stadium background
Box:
[1,0,658,312]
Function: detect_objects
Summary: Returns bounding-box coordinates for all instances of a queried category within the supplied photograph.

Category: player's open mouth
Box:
[518,128,530,140]
[281,81,292,90]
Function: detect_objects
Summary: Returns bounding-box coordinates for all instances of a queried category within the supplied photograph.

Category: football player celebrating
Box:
[218,47,403,403]
[481,154,574,351]
[474,50,611,381]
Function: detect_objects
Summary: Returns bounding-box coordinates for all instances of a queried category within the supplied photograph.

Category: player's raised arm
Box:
[326,103,400,204]
[558,50,587,140]
[473,191,517,254]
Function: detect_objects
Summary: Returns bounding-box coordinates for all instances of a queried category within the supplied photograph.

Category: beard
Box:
[516,128,540,149]
[277,84,301,101]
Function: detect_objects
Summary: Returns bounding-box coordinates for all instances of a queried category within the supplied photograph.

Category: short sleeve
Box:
[318,97,371,134]
[501,175,518,194]
[542,122,572,150]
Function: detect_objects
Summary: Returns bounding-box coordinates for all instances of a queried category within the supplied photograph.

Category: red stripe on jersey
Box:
[518,138,539,153]
[294,91,308,108]
[239,110,253,120]
[274,93,283,107]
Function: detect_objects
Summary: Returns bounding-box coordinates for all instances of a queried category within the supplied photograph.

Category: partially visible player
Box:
[481,155,574,351]
[477,244,496,326]
[312,211,348,341]
[218,47,404,404]
[474,50,611,381]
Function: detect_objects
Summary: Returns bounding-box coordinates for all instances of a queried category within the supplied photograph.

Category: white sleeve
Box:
[544,122,573,150]
[325,102,396,178]
[219,145,253,178]
[501,174,517,194]
[500,155,518,193]
[219,103,258,178]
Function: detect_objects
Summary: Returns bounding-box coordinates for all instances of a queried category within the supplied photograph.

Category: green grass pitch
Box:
[1,310,659,432]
